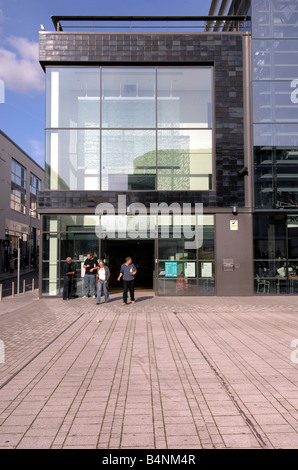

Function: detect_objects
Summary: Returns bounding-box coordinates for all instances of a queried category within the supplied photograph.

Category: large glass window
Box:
[254,146,298,209]
[252,40,298,80]
[102,68,156,128]
[157,215,215,296]
[254,214,298,294]
[30,173,41,218]
[45,66,213,191]
[41,215,101,296]
[252,0,298,39]
[157,130,212,190]
[46,129,100,190]
[102,130,156,190]
[253,81,298,123]
[157,68,212,128]
[46,68,100,128]
[11,159,27,214]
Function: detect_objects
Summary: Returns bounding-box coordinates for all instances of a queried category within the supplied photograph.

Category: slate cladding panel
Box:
[39,32,246,208]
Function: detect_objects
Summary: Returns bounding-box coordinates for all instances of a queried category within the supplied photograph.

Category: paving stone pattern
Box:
[0,292,298,449]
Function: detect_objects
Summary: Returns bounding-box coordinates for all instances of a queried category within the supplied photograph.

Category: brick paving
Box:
[0,291,298,449]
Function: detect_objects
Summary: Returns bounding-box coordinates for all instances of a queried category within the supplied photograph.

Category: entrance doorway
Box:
[101,239,155,291]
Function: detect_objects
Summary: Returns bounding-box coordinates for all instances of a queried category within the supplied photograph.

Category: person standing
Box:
[117,257,137,305]
[63,257,75,300]
[83,253,97,298]
[9,256,14,274]
[96,260,110,304]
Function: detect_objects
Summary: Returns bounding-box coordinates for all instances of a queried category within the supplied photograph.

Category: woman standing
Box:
[96,260,110,304]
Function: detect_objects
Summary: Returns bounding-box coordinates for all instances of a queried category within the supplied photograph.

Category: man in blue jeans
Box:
[82,253,97,298]
[117,257,137,305]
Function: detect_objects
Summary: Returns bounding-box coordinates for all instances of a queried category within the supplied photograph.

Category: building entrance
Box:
[101,239,155,291]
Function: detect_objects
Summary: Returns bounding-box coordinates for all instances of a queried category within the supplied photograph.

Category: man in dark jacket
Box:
[63,257,75,300]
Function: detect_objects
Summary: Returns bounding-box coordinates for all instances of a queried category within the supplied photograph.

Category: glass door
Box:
[60,232,100,297]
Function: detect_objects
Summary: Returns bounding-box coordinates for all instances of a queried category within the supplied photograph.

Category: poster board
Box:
[165,262,178,278]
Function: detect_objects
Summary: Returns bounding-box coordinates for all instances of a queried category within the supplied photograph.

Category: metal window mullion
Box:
[100,67,102,191]
[155,66,158,190]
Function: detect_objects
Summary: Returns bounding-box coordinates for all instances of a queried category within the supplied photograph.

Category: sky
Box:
[0,0,213,169]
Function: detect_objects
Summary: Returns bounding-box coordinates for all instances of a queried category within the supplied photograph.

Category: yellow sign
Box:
[230,220,238,231]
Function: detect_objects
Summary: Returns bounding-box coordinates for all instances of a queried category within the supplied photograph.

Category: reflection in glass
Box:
[157,130,212,190]
[252,0,298,39]
[45,66,213,192]
[60,215,100,232]
[102,130,156,190]
[11,159,27,214]
[46,68,100,128]
[102,68,156,128]
[157,68,212,128]
[254,124,298,147]
[157,217,215,295]
[42,232,59,296]
[46,130,100,190]
[253,81,298,123]
[253,40,298,80]
[43,215,59,232]
[254,146,298,209]
[254,213,298,294]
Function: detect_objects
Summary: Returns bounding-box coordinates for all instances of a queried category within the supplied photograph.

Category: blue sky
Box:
[0,0,212,168]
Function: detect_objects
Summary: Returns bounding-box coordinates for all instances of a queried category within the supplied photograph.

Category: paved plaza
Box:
[0,290,298,449]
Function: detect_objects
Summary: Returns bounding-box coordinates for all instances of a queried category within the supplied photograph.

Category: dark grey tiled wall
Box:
[39,32,246,208]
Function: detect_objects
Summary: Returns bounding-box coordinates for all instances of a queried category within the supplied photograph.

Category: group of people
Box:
[63,254,137,306]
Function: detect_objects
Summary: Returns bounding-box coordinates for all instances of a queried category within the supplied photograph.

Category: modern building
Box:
[0,130,44,274]
[37,0,298,297]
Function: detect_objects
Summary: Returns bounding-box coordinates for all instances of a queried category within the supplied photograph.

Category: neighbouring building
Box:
[0,130,44,274]
[37,0,298,297]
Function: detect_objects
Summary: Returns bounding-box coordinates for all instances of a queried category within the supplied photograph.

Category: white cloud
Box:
[0,36,44,94]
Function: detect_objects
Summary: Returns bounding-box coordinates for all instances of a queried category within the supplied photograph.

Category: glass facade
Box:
[157,215,215,296]
[45,66,213,192]
[254,214,298,294]
[252,0,298,210]
[254,146,298,209]
[41,214,214,297]
[252,0,298,294]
